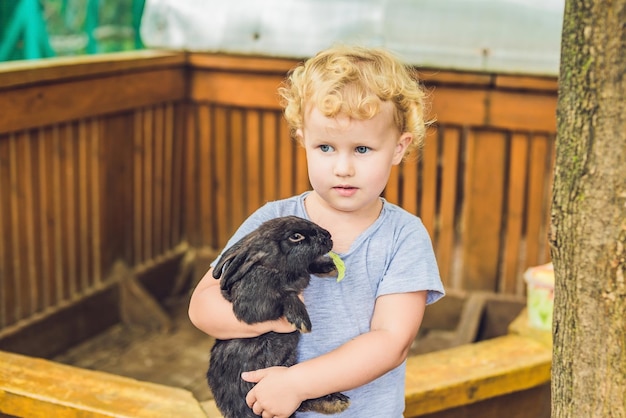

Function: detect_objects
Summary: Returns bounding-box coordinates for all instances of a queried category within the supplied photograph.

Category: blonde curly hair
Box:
[279,45,431,157]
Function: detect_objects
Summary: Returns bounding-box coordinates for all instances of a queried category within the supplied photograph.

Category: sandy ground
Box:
[54,296,216,402]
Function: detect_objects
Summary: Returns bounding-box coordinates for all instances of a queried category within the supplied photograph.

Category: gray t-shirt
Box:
[213,192,445,417]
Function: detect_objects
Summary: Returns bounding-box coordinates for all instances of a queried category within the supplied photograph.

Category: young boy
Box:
[188,45,445,418]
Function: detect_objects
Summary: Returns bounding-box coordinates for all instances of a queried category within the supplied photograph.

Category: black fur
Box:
[207,216,350,417]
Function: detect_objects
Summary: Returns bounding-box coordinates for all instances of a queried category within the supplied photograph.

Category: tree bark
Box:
[550,1,626,417]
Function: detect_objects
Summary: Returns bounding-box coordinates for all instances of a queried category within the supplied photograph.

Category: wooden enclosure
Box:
[0,50,557,358]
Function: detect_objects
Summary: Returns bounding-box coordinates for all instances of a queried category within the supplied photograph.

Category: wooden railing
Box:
[0,51,557,357]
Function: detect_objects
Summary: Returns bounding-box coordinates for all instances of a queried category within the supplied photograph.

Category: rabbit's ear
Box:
[213,242,268,294]
[220,251,267,293]
[212,241,244,280]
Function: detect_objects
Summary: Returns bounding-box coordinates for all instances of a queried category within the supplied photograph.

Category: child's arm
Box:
[188,267,296,339]
[242,290,427,417]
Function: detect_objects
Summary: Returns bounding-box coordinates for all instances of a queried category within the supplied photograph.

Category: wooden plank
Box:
[451,292,489,346]
[0,134,6,328]
[436,127,461,288]
[29,131,44,313]
[430,86,557,133]
[420,127,439,237]
[262,112,278,202]
[142,109,154,262]
[57,127,71,301]
[188,53,296,74]
[0,350,207,417]
[153,106,165,256]
[544,135,556,262]
[411,383,550,418]
[0,284,119,357]
[500,133,529,295]
[401,157,418,215]
[461,130,506,291]
[50,126,65,302]
[62,123,78,298]
[0,50,185,89]
[246,110,262,213]
[35,129,52,311]
[0,68,185,134]
[197,105,214,248]
[295,143,309,194]
[385,165,401,206]
[90,119,102,286]
[184,104,200,247]
[77,120,90,290]
[524,134,551,268]
[278,120,294,199]
[133,111,144,265]
[429,88,487,128]
[404,335,551,416]
[494,75,558,91]
[162,104,174,252]
[188,53,554,94]
[2,134,18,325]
[99,112,134,272]
[170,103,186,247]
[190,70,284,109]
[213,107,229,247]
[19,131,38,316]
[8,134,23,320]
[230,109,245,232]
[489,90,557,133]
[419,70,492,88]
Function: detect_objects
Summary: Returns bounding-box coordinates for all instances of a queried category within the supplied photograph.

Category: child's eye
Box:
[355,146,370,154]
[319,144,334,152]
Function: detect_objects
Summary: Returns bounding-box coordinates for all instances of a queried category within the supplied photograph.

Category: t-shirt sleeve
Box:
[377,219,445,305]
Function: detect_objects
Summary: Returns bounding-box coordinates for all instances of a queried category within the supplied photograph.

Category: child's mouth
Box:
[334,186,358,197]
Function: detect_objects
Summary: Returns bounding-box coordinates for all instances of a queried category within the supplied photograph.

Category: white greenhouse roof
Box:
[141,0,564,76]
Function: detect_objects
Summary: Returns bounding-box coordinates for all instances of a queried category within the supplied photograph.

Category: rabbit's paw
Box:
[283,296,312,333]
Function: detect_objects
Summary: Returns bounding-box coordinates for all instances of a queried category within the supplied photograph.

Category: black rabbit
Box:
[207,216,350,418]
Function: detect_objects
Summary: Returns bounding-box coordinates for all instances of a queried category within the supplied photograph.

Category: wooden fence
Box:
[0,51,188,356]
[183,54,557,294]
[0,51,556,357]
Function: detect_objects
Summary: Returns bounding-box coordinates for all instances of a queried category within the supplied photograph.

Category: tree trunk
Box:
[550,1,626,417]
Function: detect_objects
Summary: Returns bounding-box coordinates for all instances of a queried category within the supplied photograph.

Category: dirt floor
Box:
[54,296,216,403]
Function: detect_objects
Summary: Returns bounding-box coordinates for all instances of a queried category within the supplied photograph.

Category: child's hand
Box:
[242,367,302,418]
[267,317,299,334]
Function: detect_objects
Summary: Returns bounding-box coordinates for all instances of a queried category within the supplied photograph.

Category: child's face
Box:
[298,103,411,215]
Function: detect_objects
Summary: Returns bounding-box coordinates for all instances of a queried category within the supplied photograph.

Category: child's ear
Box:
[295,128,304,143]
[392,133,412,165]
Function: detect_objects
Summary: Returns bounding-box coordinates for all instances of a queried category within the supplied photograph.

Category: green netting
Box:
[0,0,145,62]
[0,0,54,60]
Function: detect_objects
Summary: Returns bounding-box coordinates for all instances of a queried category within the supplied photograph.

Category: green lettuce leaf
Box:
[328,251,346,283]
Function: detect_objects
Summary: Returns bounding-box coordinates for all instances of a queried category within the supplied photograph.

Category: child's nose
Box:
[333,153,354,177]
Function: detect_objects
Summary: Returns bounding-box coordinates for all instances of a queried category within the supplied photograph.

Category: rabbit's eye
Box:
[289,233,306,243]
